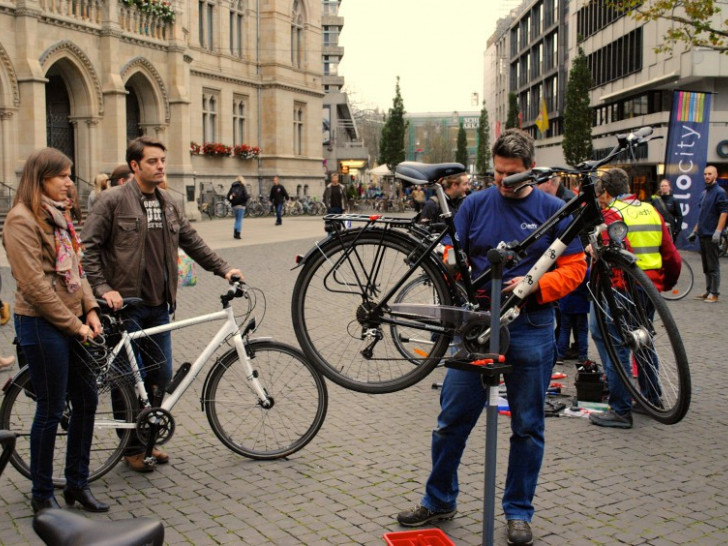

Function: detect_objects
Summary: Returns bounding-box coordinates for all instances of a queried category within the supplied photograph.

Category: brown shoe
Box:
[152,447,169,464]
[124,453,154,473]
[695,292,708,300]
[704,294,719,303]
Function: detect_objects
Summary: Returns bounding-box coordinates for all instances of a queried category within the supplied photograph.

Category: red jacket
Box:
[601,195,681,292]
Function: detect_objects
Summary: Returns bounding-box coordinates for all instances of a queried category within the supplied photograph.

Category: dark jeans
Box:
[116,303,172,455]
[15,315,98,499]
[557,312,589,361]
[698,235,720,295]
[275,203,283,224]
[421,307,555,522]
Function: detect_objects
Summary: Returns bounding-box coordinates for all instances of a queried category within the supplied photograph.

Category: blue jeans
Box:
[421,307,555,522]
[557,312,588,361]
[119,303,172,454]
[275,203,283,224]
[233,206,245,233]
[15,315,98,499]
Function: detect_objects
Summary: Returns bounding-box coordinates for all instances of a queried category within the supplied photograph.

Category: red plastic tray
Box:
[383,528,455,546]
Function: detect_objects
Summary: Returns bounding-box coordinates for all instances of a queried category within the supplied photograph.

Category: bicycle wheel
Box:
[590,253,691,424]
[214,201,228,218]
[204,341,327,460]
[0,367,136,487]
[292,230,453,394]
[661,259,693,300]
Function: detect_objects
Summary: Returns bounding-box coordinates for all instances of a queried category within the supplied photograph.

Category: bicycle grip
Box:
[502,171,533,188]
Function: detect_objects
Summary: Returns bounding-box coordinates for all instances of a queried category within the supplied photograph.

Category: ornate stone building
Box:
[0,0,325,217]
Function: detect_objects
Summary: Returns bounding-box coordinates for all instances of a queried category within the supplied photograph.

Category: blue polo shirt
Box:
[454,186,583,281]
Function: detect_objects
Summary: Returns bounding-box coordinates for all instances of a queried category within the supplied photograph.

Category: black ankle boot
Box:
[31,496,60,513]
[63,487,110,513]
[234,230,241,239]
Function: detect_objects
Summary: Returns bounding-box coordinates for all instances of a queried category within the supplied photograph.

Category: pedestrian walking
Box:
[227,176,249,239]
[270,176,289,226]
[87,172,109,211]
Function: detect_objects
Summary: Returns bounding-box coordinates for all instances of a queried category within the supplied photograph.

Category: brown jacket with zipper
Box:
[2,203,98,336]
[81,179,231,306]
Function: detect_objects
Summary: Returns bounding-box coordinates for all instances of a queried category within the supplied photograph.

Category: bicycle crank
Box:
[136,407,176,446]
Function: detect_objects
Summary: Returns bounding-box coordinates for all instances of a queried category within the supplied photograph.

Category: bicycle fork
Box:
[232,334,274,409]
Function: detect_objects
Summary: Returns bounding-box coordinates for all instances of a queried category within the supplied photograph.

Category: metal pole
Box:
[482,252,505,546]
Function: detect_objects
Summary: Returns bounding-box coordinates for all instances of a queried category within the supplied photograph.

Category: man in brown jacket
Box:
[82,136,243,472]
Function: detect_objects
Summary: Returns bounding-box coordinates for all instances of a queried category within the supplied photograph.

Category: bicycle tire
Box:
[0,367,136,487]
[590,253,691,424]
[204,341,328,460]
[661,259,694,301]
[214,201,228,218]
[292,229,453,394]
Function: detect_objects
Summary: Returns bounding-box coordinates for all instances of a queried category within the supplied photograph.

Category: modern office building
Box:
[0,0,325,218]
[321,0,368,183]
[484,0,728,197]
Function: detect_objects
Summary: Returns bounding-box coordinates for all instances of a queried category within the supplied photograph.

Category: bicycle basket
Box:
[75,329,163,394]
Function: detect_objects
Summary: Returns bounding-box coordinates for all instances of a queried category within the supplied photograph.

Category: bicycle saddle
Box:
[33,509,164,546]
[395,162,466,184]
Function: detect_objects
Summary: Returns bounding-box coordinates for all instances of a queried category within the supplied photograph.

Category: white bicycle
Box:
[0,281,328,487]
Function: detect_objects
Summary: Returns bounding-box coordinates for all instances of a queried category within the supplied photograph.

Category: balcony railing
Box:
[119,2,172,40]
[39,0,103,24]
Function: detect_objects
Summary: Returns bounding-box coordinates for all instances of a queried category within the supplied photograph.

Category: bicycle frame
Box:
[318,175,606,341]
[96,303,268,433]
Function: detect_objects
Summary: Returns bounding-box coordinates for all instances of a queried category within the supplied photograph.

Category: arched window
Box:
[230,0,244,57]
[233,95,247,145]
[291,0,303,68]
[293,102,304,155]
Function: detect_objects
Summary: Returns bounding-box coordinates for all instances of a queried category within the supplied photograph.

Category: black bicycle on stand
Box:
[291,127,690,425]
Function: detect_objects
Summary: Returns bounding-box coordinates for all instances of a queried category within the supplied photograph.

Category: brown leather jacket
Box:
[82,180,231,305]
[2,203,98,336]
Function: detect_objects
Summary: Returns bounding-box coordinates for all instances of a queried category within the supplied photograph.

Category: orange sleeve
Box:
[535,252,587,304]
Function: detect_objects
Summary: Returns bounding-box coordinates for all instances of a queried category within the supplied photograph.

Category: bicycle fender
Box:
[601,246,637,265]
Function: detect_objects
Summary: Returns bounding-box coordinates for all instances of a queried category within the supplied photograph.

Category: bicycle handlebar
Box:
[502,126,660,190]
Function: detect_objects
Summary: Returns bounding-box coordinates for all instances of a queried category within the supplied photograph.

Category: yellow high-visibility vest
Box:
[610,199,663,270]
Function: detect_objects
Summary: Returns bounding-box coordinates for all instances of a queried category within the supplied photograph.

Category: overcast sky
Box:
[338,0,522,114]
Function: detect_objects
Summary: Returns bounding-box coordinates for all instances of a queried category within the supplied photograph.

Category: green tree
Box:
[421,121,453,163]
[455,122,468,167]
[476,102,491,174]
[562,47,593,166]
[378,76,407,170]
[612,0,728,54]
[505,92,519,129]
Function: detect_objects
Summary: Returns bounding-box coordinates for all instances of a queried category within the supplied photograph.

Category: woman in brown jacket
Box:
[2,148,107,513]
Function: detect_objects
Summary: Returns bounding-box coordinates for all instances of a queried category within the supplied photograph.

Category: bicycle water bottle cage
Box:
[395,162,466,185]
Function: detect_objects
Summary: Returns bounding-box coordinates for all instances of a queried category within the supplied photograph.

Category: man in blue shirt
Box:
[396,129,586,546]
[688,165,728,303]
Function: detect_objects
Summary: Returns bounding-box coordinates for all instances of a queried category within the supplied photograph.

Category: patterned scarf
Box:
[41,195,85,294]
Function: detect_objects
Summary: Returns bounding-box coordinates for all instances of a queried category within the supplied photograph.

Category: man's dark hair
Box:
[126,136,166,168]
[599,168,630,197]
[492,128,535,170]
[109,164,132,186]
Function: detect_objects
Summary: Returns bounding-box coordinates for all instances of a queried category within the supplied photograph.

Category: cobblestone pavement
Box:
[1,215,726,545]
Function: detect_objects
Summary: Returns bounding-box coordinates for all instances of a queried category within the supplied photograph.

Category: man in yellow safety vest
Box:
[588,168,681,429]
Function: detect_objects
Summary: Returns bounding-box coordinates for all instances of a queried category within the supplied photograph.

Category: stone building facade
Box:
[0,0,325,218]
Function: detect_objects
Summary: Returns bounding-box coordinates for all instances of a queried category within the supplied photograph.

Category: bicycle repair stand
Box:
[444,248,513,546]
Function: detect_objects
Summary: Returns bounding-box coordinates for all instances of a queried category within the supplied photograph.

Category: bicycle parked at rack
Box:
[1,281,328,487]
[291,127,690,425]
